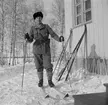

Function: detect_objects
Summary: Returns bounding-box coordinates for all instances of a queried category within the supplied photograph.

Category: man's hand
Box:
[24,33,29,40]
[59,36,64,42]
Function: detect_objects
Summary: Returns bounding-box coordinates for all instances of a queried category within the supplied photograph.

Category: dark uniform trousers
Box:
[32,39,53,81]
[33,38,53,70]
[34,53,53,72]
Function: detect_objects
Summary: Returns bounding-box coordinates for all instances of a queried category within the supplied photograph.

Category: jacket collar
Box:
[34,23,45,29]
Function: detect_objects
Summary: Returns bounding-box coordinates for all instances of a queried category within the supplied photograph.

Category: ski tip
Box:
[45,95,50,98]
[64,93,69,98]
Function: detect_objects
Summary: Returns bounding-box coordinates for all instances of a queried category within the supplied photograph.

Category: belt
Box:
[35,39,50,45]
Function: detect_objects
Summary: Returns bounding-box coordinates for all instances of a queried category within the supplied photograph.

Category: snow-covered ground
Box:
[0,63,108,105]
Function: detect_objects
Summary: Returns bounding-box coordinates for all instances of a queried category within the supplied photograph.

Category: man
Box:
[24,11,64,87]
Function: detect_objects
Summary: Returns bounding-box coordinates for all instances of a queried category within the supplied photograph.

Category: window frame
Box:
[73,0,92,28]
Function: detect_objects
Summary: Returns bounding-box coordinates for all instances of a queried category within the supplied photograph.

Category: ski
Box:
[40,85,71,100]
[40,86,51,99]
[54,86,71,99]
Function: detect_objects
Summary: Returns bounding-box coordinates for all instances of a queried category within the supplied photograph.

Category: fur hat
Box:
[33,12,43,20]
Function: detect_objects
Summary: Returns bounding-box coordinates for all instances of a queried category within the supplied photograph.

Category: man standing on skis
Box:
[24,11,64,87]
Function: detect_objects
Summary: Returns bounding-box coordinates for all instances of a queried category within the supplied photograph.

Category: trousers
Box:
[34,53,53,72]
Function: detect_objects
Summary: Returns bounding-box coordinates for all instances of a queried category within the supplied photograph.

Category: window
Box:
[74,0,92,26]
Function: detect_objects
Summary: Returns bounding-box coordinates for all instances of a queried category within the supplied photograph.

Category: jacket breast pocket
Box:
[40,28,49,37]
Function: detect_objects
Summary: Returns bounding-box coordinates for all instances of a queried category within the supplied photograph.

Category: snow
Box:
[0,67,5,73]
[0,63,108,105]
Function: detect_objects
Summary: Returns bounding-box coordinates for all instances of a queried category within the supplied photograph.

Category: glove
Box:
[24,33,29,40]
[59,36,64,42]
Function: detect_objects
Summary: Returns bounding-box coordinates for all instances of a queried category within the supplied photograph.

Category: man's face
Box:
[34,16,42,25]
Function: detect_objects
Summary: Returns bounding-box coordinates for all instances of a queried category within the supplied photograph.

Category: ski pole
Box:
[53,30,72,74]
[65,25,87,81]
[53,37,69,73]
[58,31,82,81]
[58,25,86,81]
[58,42,80,81]
[21,40,27,94]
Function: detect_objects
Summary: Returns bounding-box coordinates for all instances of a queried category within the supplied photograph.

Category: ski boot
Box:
[37,71,43,87]
[48,80,55,87]
[38,79,43,87]
[47,70,55,87]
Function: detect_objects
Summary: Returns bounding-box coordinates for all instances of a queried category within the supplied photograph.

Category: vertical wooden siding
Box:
[65,0,108,58]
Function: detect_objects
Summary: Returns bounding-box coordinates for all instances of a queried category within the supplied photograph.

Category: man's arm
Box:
[46,24,60,42]
[25,26,34,43]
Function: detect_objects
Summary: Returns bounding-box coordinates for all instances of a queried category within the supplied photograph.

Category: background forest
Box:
[0,0,65,66]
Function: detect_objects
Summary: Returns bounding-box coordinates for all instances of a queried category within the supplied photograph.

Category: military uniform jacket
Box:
[29,23,60,55]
